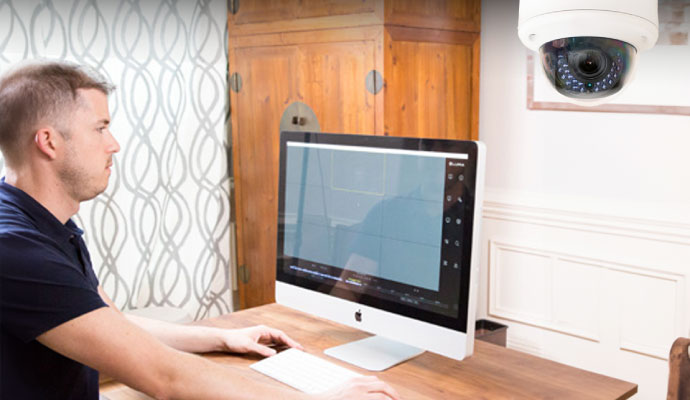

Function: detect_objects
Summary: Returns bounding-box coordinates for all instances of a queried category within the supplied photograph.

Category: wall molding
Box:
[487,239,686,360]
[482,189,690,246]
[488,240,601,343]
[481,189,689,363]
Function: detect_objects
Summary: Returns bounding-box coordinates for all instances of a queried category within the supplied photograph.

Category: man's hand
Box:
[217,325,304,357]
[313,376,402,400]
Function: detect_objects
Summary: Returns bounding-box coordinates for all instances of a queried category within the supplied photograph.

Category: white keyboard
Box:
[250,348,362,394]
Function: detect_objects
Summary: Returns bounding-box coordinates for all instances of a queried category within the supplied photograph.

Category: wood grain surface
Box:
[101,304,637,400]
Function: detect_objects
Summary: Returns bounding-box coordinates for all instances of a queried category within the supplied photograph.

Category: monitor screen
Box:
[276,131,485,367]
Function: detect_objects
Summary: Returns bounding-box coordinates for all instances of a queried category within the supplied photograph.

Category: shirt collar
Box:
[0,178,83,244]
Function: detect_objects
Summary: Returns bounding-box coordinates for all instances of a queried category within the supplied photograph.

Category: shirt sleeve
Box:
[0,231,108,342]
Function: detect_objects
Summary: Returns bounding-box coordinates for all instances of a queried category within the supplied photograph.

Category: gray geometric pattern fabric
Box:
[0,0,233,319]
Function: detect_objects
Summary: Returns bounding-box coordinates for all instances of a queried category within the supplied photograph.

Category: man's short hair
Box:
[0,61,114,166]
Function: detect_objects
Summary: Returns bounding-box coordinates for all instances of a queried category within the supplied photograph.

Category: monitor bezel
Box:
[276,131,480,334]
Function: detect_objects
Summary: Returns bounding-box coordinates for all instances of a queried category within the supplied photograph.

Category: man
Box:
[0,61,400,400]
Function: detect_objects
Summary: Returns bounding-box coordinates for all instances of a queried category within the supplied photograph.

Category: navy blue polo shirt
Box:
[0,179,108,399]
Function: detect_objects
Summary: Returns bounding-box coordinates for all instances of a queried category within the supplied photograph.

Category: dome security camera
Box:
[518,0,659,106]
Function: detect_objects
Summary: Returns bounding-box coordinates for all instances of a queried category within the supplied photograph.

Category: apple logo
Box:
[355,309,362,322]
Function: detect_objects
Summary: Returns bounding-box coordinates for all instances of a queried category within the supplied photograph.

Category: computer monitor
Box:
[276,131,485,371]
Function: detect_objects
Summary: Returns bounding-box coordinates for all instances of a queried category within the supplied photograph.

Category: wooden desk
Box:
[100,303,637,399]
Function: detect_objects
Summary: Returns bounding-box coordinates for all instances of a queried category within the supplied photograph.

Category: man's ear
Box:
[33,127,61,160]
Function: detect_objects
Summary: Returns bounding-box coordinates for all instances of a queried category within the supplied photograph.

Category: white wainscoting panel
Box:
[553,259,601,342]
[479,189,690,400]
[491,245,551,323]
[618,269,683,360]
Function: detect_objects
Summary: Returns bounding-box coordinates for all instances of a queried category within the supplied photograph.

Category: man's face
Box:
[57,88,120,203]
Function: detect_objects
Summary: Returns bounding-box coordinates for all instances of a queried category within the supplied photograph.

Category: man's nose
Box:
[108,132,121,153]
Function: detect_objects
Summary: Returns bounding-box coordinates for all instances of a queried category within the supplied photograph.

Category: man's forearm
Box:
[38,307,307,400]
[126,314,224,353]
[39,307,397,400]
[158,349,308,400]
[98,286,222,354]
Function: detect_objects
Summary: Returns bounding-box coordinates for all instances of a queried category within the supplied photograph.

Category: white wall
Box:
[481,0,690,219]
[478,0,690,398]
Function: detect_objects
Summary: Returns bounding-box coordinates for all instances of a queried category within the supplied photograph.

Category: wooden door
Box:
[297,39,378,134]
[232,32,378,309]
[383,26,480,140]
[232,46,298,308]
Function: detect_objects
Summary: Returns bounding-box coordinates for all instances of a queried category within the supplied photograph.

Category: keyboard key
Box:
[250,348,362,394]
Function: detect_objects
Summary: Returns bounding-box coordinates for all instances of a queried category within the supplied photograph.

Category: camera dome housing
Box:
[518,0,658,106]
[540,37,636,100]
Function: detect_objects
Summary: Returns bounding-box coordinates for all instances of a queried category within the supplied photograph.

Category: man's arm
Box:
[97,286,299,355]
[37,306,400,400]
[37,306,301,399]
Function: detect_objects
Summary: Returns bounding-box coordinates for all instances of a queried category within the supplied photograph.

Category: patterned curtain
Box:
[0,0,233,319]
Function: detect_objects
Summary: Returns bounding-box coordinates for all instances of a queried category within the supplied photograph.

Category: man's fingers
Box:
[273,329,303,350]
[259,326,303,350]
[366,380,401,400]
[350,376,401,400]
[248,342,277,357]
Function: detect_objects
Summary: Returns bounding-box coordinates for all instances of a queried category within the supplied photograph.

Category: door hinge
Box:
[229,0,239,15]
[230,72,242,93]
[238,264,250,284]
[365,69,383,95]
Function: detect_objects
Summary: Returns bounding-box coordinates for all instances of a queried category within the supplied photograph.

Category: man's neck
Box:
[5,167,79,224]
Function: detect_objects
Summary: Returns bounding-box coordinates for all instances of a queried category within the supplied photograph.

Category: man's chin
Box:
[82,184,109,202]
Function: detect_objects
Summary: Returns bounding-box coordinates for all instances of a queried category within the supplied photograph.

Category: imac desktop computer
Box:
[275,131,486,371]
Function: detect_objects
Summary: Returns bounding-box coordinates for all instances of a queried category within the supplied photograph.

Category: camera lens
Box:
[571,50,608,80]
[539,37,636,100]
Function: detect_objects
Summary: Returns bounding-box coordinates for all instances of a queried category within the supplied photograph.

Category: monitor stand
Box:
[324,335,424,371]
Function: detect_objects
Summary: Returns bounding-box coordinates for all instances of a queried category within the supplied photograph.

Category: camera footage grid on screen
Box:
[275,132,485,371]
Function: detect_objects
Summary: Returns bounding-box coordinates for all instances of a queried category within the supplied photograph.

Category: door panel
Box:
[234,40,376,309]
[234,46,297,308]
[297,41,377,134]
[384,28,478,140]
